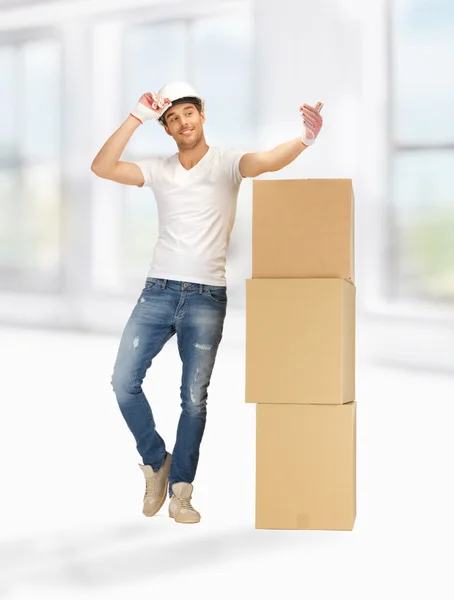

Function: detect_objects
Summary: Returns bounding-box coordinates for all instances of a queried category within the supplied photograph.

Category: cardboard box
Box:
[245,278,355,404]
[256,402,356,530]
[252,179,354,282]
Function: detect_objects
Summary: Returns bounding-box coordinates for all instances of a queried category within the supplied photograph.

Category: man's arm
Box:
[91,115,145,186]
[239,137,309,178]
[91,92,171,186]
[239,101,323,178]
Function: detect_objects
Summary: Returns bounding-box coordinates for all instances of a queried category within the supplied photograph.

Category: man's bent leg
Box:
[111,279,176,471]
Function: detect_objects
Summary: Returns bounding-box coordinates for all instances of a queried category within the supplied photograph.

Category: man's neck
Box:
[178,140,210,170]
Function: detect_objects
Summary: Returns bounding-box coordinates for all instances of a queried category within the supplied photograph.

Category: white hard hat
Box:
[157,81,205,125]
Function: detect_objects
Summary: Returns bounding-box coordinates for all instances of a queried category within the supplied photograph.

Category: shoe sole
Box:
[168,507,201,524]
[169,514,200,524]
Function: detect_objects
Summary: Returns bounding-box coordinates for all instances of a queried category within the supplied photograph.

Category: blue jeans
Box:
[111,277,227,497]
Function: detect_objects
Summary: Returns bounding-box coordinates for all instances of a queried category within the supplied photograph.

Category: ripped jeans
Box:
[111,277,227,496]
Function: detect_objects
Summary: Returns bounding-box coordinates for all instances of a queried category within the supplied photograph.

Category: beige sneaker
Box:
[169,482,201,524]
[138,452,171,517]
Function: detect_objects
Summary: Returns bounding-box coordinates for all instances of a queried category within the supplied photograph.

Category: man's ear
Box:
[200,111,206,124]
[163,124,172,136]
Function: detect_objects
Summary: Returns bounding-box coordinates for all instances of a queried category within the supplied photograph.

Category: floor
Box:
[1,312,453,600]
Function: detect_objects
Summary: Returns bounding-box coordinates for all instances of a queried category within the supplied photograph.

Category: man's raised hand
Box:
[130,92,172,124]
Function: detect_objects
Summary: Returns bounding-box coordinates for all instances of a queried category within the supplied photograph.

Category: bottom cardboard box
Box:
[256,402,356,530]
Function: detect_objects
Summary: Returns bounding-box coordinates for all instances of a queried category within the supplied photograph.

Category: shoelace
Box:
[179,497,195,510]
[145,477,156,495]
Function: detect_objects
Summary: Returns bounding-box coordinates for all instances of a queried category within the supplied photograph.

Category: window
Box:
[0,38,61,292]
[388,0,454,304]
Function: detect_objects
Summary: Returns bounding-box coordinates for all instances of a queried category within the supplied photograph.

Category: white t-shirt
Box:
[135,146,246,287]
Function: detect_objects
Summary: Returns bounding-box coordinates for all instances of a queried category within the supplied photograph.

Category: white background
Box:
[1,0,453,598]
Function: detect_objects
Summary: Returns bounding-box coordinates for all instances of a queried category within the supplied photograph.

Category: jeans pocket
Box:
[206,287,227,305]
[145,278,158,290]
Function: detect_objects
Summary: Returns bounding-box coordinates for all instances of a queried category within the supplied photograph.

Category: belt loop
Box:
[199,283,203,294]
[161,279,167,289]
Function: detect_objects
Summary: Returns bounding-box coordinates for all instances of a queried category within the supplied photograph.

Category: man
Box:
[91,81,323,524]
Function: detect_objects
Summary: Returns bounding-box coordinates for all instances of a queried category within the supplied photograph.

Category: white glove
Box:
[130,92,172,124]
[300,101,324,146]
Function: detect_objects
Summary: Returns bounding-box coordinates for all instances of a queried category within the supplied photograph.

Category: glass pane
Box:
[0,46,16,162]
[20,39,61,161]
[192,12,253,147]
[21,164,61,274]
[120,185,159,283]
[392,0,454,145]
[0,168,20,269]
[122,21,187,157]
[390,150,454,301]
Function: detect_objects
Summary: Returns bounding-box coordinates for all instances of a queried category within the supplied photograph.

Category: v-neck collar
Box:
[176,146,213,172]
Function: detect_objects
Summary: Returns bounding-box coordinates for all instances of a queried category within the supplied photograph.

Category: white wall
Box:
[250,0,454,370]
[253,0,362,177]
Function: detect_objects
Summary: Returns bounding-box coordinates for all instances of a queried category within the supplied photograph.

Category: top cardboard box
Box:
[252,179,355,282]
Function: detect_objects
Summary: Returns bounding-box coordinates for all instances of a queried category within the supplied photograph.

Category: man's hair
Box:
[159,96,203,126]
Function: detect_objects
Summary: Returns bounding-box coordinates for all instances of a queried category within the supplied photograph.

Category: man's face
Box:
[163,103,205,148]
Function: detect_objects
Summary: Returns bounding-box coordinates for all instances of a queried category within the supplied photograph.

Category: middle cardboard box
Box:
[245,278,355,405]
